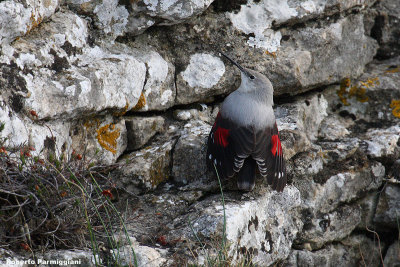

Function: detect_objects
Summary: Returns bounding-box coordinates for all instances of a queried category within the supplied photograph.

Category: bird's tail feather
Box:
[237,157,256,191]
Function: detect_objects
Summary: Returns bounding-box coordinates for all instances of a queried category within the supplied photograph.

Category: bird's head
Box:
[220,52,274,103]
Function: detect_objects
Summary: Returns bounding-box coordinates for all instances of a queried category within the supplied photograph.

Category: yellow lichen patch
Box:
[96,124,120,154]
[348,86,369,102]
[132,92,146,111]
[337,77,378,105]
[390,99,400,118]
[360,77,379,88]
[113,101,129,116]
[385,66,400,74]
[265,50,277,58]
[26,12,43,34]
[341,78,351,88]
[337,78,351,105]
[149,150,170,187]
[83,118,100,129]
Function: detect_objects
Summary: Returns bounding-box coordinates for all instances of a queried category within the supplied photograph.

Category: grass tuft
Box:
[0,139,137,266]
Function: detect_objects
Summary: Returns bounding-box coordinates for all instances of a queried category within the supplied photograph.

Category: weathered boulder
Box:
[112,244,167,267]
[324,56,400,125]
[277,93,328,159]
[310,162,385,214]
[176,53,227,104]
[114,138,176,192]
[170,185,302,266]
[129,0,214,35]
[374,183,400,229]
[0,11,147,121]
[285,234,384,267]
[297,205,362,250]
[172,120,213,188]
[384,241,400,267]
[165,10,378,104]
[71,116,127,164]
[364,125,400,159]
[372,0,400,59]
[125,116,165,151]
[108,44,177,111]
[0,0,60,47]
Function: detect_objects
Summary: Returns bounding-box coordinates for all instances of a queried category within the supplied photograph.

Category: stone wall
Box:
[0,0,400,266]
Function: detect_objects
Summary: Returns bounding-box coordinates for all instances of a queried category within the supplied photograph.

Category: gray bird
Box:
[207,52,286,192]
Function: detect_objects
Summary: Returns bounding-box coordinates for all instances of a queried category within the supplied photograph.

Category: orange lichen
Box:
[390,99,400,118]
[337,78,351,105]
[113,101,129,116]
[83,118,100,129]
[385,66,400,74]
[149,151,169,187]
[132,92,146,111]
[360,77,380,88]
[337,77,379,105]
[26,12,43,34]
[348,85,369,102]
[96,123,120,154]
[265,50,277,58]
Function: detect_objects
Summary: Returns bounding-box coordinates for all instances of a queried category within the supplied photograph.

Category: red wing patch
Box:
[214,127,230,147]
[271,134,282,156]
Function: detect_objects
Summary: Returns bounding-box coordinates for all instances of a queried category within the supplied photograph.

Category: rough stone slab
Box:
[128,0,214,35]
[70,116,127,165]
[65,0,129,39]
[166,12,377,103]
[125,116,165,150]
[115,139,175,192]
[311,162,385,213]
[228,0,376,42]
[285,234,384,267]
[0,11,147,120]
[173,104,215,124]
[0,0,59,47]
[384,241,400,267]
[66,0,214,38]
[132,50,176,111]
[173,186,302,266]
[112,245,167,267]
[363,125,400,158]
[108,44,177,111]
[318,115,352,141]
[0,101,30,147]
[176,53,226,104]
[356,193,379,230]
[0,100,73,158]
[298,204,362,250]
[273,13,377,94]
[324,56,400,125]
[276,93,328,159]
[374,184,400,228]
[172,120,212,187]
[373,0,400,59]
[318,138,360,164]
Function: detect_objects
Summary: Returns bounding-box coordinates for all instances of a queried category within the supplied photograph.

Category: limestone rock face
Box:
[384,241,400,267]
[172,120,211,187]
[125,116,165,150]
[114,138,175,192]
[374,184,400,228]
[285,235,384,267]
[0,0,60,47]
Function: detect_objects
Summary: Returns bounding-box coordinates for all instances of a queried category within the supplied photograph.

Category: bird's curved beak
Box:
[219,52,253,78]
